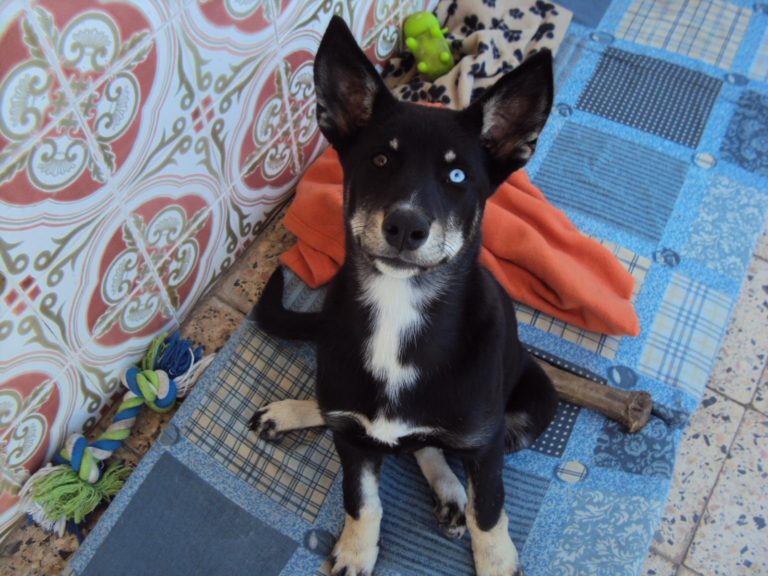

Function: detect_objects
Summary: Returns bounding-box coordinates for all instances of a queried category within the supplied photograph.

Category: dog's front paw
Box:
[331,536,379,576]
[432,493,466,539]
[248,404,285,442]
[472,535,523,576]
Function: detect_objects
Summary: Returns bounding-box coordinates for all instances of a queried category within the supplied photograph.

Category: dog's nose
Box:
[382,208,430,251]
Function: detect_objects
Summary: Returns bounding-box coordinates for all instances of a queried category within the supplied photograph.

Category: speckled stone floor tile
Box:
[707,259,768,404]
[180,296,244,354]
[676,565,703,576]
[642,549,678,576]
[652,390,744,562]
[215,206,296,315]
[755,215,768,261]
[684,410,768,575]
[752,366,768,416]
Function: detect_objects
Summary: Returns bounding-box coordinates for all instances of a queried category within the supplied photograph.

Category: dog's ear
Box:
[313,16,394,147]
[461,49,554,187]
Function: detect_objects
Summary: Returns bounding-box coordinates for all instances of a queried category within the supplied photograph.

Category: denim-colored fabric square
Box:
[533,123,689,241]
[556,0,612,27]
[721,91,768,177]
[550,490,663,574]
[594,418,676,477]
[81,454,297,576]
[577,48,722,147]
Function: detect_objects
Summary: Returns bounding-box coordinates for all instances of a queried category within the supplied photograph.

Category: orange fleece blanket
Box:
[281,147,640,336]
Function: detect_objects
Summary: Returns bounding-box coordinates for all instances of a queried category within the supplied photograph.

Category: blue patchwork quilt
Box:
[70,1,768,575]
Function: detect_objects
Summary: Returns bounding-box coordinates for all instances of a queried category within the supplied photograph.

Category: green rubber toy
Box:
[403,12,455,81]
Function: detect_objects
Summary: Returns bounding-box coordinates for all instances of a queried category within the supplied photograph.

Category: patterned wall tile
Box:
[0,7,111,208]
[577,48,722,148]
[638,273,732,399]
[721,90,768,178]
[617,0,751,69]
[684,176,768,278]
[533,123,689,241]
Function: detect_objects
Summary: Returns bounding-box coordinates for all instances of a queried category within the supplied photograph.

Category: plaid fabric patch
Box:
[516,240,651,360]
[750,28,768,81]
[534,123,689,241]
[185,322,340,522]
[638,273,732,398]
[617,0,751,69]
[577,48,722,148]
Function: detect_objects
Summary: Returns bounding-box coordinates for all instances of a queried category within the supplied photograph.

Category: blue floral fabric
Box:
[721,90,768,177]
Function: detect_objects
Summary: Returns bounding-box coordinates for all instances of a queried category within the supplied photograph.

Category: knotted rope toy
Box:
[20,332,213,536]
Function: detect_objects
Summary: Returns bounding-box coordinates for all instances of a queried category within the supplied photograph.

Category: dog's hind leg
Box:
[504,354,558,453]
[249,399,325,441]
[464,433,523,576]
[414,447,467,539]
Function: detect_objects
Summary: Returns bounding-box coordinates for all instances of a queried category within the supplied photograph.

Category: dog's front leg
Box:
[249,399,324,440]
[331,433,384,576]
[464,433,522,576]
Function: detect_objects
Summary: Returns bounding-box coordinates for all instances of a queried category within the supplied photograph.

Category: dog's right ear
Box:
[314,16,394,147]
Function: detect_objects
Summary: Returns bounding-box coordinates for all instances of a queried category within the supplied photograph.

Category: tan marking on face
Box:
[444,150,456,162]
[389,138,399,151]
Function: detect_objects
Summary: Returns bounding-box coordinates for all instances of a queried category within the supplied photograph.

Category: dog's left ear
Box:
[460,49,554,187]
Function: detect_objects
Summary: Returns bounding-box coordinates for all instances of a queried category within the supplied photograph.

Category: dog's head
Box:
[314,16,553,279]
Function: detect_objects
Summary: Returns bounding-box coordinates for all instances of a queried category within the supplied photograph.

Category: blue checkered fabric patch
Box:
[577,48,722,148]
[721,91,768,178]
[617,0,751,69]
[534,123,689,241]
[638,273,732,398]
[185,322,340,522]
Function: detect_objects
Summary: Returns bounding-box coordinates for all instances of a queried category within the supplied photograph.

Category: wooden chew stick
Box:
[537,359,653,433]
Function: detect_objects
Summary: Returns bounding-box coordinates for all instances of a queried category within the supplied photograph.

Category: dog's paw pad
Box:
[432,495,467,539]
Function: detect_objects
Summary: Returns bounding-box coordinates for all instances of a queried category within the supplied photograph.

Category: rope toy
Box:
[20,331,214,536]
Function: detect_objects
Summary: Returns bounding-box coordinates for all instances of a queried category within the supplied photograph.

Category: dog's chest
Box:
[360,274,431,400]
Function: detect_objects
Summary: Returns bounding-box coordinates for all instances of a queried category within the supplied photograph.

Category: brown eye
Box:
[372,153,388,168]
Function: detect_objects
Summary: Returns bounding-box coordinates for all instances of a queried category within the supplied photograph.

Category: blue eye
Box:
[448,168,465,183]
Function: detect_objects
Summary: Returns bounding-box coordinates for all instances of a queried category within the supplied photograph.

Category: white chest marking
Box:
[329,411,437,446]
[360,274,429,400]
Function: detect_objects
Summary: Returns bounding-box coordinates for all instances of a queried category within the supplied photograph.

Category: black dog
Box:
[251,16,558,576]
